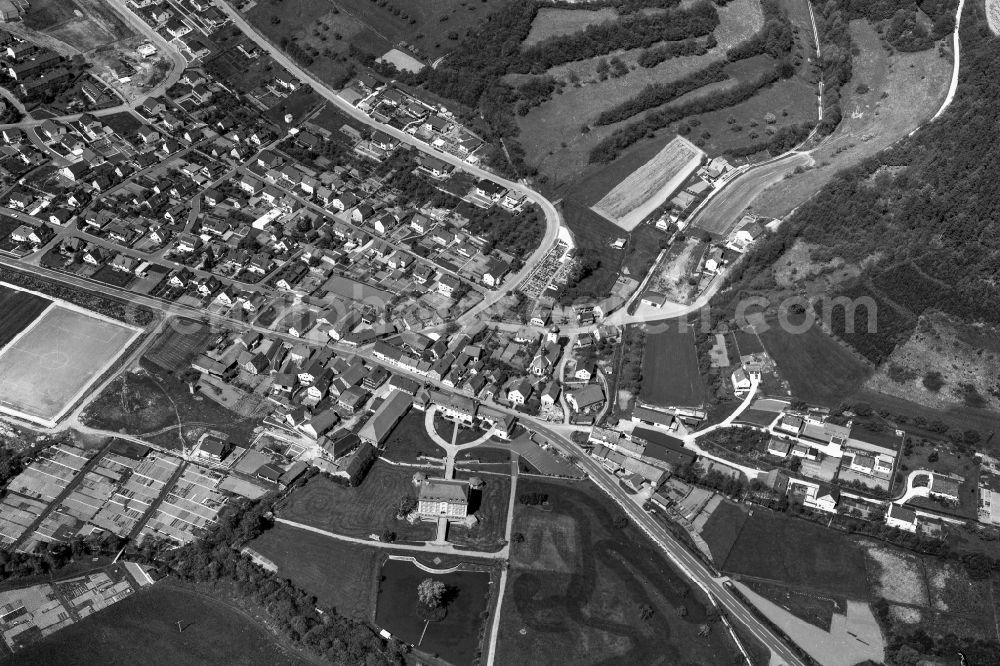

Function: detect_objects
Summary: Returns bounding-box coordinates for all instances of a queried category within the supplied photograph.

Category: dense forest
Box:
[726,0,991,366]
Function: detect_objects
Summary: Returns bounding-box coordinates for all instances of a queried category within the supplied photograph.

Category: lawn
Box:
[496,478,742,665]
[896,439,979,520]
[0,284,50,349]
[381,410,445,465]
[758,322,871,407]
[448,471,511,552]
[7,584,304,666]
[433,413,487,445]
[374,559,493,665]
[91,265,135,289]
[81,362,263,448]
[698,499,748,565]
[279,462,437,542]
[722,511,870,599]
[638,324,704,408]
[250,522,379,620]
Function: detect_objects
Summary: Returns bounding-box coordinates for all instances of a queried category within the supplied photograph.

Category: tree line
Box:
[595,61,729,126]
[636,36,714,68]
[588,62,785,162]
[519,1,720,72]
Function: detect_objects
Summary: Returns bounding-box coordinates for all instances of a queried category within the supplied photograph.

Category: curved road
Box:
[213,0,562,324]
[930,0,966,123]
[0,0,186,131]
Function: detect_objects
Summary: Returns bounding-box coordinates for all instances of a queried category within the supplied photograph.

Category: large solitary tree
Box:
[417,578,446,608]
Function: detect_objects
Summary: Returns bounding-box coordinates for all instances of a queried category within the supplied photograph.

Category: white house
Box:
[885,504,918,533]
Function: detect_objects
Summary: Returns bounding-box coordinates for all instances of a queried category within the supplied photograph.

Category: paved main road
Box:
[213,0,563,322]
[525,418,805,666]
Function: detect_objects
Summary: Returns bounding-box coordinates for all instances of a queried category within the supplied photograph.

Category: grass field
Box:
[744,578,844,632]
[638,324,704,408]
[449,471,511,551]
[592,135,705,230]
[81,362,262,447]
[559,199,628,299]
[722,511,870,599]
[0,284,50,349]
[752,18,952,218]
[496,478,741,665]
[758,322,871,407]
[522,7,618,48]
[250,522,379,620]
[23,0,133,52]
[0,305,138,425]
[279,463,437,542]
[621,223,670,279]
[7,584,305,666]
[375,559,492,664]
[143,319,214,371]
[698,499,748,564]
[381,410,445,465]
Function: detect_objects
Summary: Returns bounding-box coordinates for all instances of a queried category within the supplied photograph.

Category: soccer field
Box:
[0,304,140,426]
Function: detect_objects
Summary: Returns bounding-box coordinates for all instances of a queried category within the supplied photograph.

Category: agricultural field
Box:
[720,510,870,599]
[250,522,380,620]
[22,0,134,52]
[495,478,742,665]
[638,324,704,409]
[698,499,748,564]
[81,362,263,448]
[0,305,139,426]
[374,559,493,665]
[752,18,952,219]
[744,578,845,632]
[592,135,705,230]
[278,463,438,542]
[758,320,871,407]
[0,284,51,349]
[9,585,304,666]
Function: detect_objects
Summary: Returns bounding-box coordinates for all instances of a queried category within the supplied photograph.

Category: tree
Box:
[417,578,446,608]
[638,604,654,621]
[396,495,417,516]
